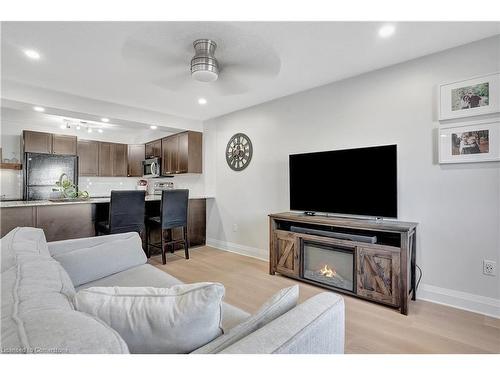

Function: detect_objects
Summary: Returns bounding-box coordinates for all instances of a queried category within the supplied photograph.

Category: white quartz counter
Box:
[0,195,214,208]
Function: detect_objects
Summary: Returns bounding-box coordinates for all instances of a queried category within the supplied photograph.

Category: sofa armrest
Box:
[48,232,147,287]
[219,292,345,354]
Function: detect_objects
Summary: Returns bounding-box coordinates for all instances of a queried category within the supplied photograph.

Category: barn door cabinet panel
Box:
[356,246,400,306]
[52,134,77,155]
[78,140,99,176]
[274,230,300,277]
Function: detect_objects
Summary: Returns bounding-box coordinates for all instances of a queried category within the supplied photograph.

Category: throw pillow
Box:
[74,282,225,353]
[192,284,299,354]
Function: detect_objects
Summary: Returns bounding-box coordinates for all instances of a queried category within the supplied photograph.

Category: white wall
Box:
[204,36,500,316]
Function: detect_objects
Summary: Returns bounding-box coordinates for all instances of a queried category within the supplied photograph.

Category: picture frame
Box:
[439,119,500,164]
[439,72,500,121]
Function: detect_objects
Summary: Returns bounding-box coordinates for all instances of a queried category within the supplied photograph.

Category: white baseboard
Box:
[206,238,268,261]
[205,239,500,319]
[417,283,500,318]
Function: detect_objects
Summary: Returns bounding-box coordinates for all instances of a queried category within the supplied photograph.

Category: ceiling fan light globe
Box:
[192,69,218,82]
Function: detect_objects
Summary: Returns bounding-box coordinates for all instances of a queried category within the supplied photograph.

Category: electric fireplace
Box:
[302,241,355,292]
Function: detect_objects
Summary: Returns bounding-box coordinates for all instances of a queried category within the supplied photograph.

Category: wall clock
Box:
[226,133,253,171]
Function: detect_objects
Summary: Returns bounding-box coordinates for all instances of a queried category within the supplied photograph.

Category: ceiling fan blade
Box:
[152,72,192,91]
[211,76,248,96]
[121,39,186,70]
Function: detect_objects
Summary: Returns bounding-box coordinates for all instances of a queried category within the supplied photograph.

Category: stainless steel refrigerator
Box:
[24,153,78,200]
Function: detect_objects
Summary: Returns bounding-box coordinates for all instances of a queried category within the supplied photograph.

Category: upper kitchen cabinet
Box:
[145,139,161,159]
[23,131,52,154]
[77,140,99,176]
[23,131,77,155]
[112,143,128,177]
[127,144,145,177]
[98,142,113,176]
[53,134,77,155]
[161,131,202,175]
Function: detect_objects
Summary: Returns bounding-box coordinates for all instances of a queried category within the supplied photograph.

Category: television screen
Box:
[289,145,397,218]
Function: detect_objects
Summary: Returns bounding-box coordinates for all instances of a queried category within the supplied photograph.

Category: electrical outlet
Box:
[232,223,238,232]
[483,260,497,276]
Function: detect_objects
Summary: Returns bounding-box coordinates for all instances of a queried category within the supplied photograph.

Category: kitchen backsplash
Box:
[0,169,23,199]
[78,174,206,198]
[0,172,208,200]
[78,177,141,197]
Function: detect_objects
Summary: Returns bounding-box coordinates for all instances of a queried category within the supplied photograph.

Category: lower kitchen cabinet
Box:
[1,207,35,236]
[0,204,95,241]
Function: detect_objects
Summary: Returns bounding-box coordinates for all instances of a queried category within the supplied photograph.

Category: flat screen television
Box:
[289,144,397,218]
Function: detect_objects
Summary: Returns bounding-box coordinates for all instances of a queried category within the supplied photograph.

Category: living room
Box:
[1,0,499,372]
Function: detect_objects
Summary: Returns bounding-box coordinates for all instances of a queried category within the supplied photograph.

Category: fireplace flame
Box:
[319,264,337,278]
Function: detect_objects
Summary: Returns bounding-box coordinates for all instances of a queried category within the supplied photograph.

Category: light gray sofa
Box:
[1,227,345,354]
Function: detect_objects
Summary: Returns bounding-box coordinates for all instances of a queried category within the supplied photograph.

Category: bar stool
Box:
[146,189,189,264]
[96,190,146,236]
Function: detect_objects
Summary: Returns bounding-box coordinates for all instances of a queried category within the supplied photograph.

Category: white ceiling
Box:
[2,22,499,121]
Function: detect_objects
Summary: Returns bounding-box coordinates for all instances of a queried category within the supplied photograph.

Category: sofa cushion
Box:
[1,227,50,272]
[74,283,225,354]
[192,284,299,354]
[1,228,129,354]
[51,232,146,287]
[76,263,183,290]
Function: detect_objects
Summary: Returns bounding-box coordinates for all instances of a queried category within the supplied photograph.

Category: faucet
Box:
[58,173,69,186]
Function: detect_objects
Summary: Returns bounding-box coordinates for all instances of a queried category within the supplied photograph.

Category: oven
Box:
[142,157,161,178]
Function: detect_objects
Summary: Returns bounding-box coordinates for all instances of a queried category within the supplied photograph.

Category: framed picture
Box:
[439,72,500,120]
[439,119,500,164]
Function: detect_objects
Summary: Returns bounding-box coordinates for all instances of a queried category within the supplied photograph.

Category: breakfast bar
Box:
[0,195,212,245]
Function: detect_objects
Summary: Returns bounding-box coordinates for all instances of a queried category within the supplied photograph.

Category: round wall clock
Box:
[226,133,253,171]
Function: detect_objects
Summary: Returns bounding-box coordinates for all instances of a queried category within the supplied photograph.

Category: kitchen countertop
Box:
[0,195,215,208]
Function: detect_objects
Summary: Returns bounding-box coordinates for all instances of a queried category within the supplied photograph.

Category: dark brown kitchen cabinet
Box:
[23,130,53,154]
[52,134,77,155]
[128,144,145,177]
[23,130,77,155]
[98,142,113,176]
[145,139,161,159]
[112,143,128,177]
[77,140,99,176]
[161,131,202,175]
[161,135,178,175]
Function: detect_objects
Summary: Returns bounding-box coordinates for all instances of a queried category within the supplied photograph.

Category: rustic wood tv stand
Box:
[269,212,418,315]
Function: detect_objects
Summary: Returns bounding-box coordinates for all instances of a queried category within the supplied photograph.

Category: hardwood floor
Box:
[149,246,500,354]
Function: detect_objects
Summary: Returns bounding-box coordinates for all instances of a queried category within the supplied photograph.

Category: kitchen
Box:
[0,105,214,246]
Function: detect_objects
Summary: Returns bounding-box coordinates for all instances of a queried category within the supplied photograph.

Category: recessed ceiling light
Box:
[87,128,93,133]
[24,49,41,60]
[198,98,207,105]
[60,124,66,129]
[33,106,45,112]
[378,25,396,38]
[101,118,109,123]
[76,125,81,130]
[150,125,158,130]
[98,129,103,133]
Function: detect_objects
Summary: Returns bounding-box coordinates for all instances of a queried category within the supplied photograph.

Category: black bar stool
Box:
[96,190,146,236]
[146,189,189,264]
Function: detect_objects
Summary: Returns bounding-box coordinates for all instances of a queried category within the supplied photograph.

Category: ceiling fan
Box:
[121,35,281,96]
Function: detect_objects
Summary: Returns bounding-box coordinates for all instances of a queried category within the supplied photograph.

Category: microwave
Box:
[143,157,161,178]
